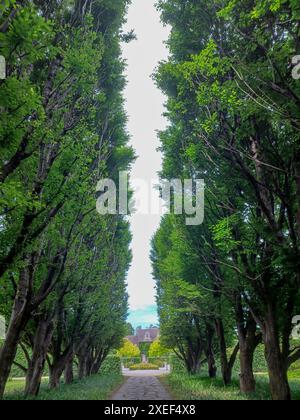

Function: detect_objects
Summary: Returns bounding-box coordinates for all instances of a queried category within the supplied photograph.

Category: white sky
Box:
[121,0,170,316]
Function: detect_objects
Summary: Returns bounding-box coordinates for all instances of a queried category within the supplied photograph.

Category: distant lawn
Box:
[4,374,124,401]
[163,372,300,401]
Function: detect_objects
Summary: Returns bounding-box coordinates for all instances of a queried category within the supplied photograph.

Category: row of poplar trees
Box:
[0,0,134,398]
[152,0,300,401]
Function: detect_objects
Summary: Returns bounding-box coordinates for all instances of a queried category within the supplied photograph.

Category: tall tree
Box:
[154,0,300,400]
[0,0,133,398]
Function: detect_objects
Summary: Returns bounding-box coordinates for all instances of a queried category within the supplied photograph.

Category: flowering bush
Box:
[129,363,160,371]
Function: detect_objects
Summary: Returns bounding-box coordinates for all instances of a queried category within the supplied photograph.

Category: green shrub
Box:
[117,339,140,358]
[10,346,31,379]
[122,357,141,368]
[148,358,166,368]
[9,349,121,379]
[217,344,299,376]
[148,339,170,357]
[100,356,121,375]
[139,342,151,356]
[129,363,160,371]
[9,345,51,379]
[167,344,300,385]
[289,370,300,380]
[289,355,300,380]
[169,355,186,373]
[226,344,267,375]
[290,359,300,372]
[290,341,300,372]
[253,345,268,373]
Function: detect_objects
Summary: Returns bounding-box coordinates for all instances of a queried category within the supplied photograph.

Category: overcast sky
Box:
[121,0,170,327]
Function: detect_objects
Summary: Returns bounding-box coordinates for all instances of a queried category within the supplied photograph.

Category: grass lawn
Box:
[162,372,300,401]
[4,374,124,400]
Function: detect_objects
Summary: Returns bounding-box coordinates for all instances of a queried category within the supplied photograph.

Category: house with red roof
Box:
[126,327,159,346]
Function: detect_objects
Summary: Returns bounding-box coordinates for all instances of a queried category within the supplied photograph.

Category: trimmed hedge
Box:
[148,358,167,368]
[170,344,300,377]
[130,363,159,371]
[230,344,267,375]
[228,344,300,375]
[9,345,50,379]
[169,347,268,376]
[8,348,121,379]
[10,345,31,379]
[121,357,141,368]
[6,343,299,379]
[100,356,121,375]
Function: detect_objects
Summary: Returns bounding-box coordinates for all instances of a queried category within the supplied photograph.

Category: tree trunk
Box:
[207,353,217,379]
[78,354,88,380]
[186,358,201,375]
[25,317,54,397]
[77,342,90,379]
[49,361,65,389]
[263,308,291,401]
[64,356,74,385]
[91,361,102,376]
[91,348,110,376]
[239,346,256,394]
[49,365,62,389]
[206,324,217,379]
[90,349,105,376]
[0,320,25,398]
[86,351,93,377]
[185,347,202,375]
[0,268,31,399]
[215,318,237,385]
[25,357,44,397]
[235,300,258,394]
[49,350,73,389]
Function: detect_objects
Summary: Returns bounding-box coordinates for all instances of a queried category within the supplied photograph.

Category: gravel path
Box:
[111,375,171,401]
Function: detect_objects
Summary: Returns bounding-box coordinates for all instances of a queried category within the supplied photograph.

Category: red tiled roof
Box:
[126,335,139,346]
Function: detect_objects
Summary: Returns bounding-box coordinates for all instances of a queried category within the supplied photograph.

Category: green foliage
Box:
[149,339,170,358]
[165,373,257,401]
[170,354,186,374]
[211,215,242,253]
[165,372,300,401]
[0,0,134,397]
[129,363,160,371]
[9,346,30,379]
[122,357,141,368]
[153,0,300,400]
[100,356,122,376]
[148,358,167,368]
[125,323,135,336]
[4,375,124,401]
[138,342,151,356]
[117,339,141,358]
